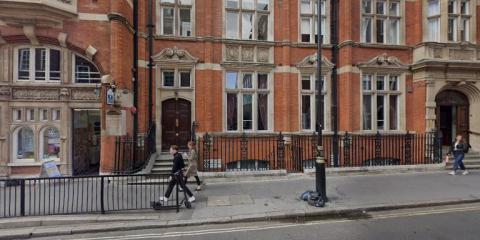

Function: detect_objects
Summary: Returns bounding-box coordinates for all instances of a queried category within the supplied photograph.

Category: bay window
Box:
[362,74,401,131]
[225,71,271,131]
[157,0,193,36]
[225,0,270,40]
[427,0,440,41]
[447,0,471,42]
[362,0,401,44]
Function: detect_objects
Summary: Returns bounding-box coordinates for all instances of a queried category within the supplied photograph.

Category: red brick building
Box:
[1,0,479,176]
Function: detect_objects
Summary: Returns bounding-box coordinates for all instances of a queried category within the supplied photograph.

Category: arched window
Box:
[74,55,101,84]
[41,127,61,160]
[15,127,35,161]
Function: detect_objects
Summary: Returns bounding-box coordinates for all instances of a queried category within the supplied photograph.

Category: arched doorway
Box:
[161,98,191,151]
[435,90,469,146]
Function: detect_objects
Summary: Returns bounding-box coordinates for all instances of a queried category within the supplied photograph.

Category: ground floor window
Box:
[41,127,61,160]
[362,74,401,131]
[225,71,271,132]
[301,74,326,131]
[11,107,62,163]
[15,127,35,161]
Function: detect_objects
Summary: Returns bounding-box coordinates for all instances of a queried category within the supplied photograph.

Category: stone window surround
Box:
[10,122,61,164]
[299,0,330,44]
[423,0,477,43]
[11,45,101,85]
[360,0,405,45]
[298,72,330,132]
[223,69,274,133]
[13,46,62,83]
[156,0,196,37]
[223,0,274,41]
[359,71,406,133]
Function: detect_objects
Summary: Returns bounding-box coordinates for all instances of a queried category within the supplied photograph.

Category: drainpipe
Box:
[132,0,139,162]
[148,0,154,129]
[331,0,339,167]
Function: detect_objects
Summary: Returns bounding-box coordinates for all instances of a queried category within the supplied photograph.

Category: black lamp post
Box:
[315,0,327,202]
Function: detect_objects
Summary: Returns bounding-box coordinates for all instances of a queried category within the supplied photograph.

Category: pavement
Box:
[1,170,480,239]
[32,203,480,240]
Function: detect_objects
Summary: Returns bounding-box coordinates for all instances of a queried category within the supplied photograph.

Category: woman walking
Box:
[448,134,470,176]
[184,141,202,191]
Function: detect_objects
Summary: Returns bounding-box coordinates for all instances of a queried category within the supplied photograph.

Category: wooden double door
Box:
[161,98,191,151]
[435,90,469,146]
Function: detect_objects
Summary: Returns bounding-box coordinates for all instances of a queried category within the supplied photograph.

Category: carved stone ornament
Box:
[449,49,474,61]
[357,53,409,70]
[296,53,334,70]
[0,87,11,96]
[257,47,270,63]
[12,88,59,100]
[71,89,99,101]
[242,47,254,62]
[225,45,240,61]
[60,88,70,96]
[152,47,198,65]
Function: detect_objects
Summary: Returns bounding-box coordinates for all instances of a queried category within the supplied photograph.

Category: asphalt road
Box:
[34,203,480,240]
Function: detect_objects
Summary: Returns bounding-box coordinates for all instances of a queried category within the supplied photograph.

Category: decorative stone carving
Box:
[433,48,443,58]
[71,89,99,101]
[357,53,409,71]
[0,87,11,96]
[12,89,59,100]
[60,88,70,96]
[225,45,240,61]
[242,47,254,62]
[257,47,270,63]
[153,47,198,66]
[449,49,474,61]
[296,53,334,70]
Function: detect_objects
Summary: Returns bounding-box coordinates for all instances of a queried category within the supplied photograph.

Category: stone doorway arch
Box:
[435,90,469,146]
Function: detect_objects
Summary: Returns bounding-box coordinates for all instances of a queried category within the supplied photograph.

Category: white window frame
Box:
[361,0,402,44]
[224,0,272,41]
[161,69,194,88]
[157,0,195,37]
[40,109,49,122]
[299,0,329,44]
[52,109,61,122]
[13,109,23,122]
[361,73,402,132]
[447,0,471,42]
[300,74,328,131]
[13,46,62,82]
[224,70,273,132]
[72,54,101,84]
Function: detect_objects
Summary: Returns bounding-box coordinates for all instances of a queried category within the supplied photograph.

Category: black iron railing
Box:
[0,174,180,218]
[198,131,442,172]
[114,124,156,174]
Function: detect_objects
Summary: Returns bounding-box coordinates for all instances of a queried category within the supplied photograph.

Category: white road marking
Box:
[72,204,480,240]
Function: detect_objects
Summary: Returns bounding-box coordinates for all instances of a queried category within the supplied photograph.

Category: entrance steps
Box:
[151,152,173,175]
[445,151,480,170]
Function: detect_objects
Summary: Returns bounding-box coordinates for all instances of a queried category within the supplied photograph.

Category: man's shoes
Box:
[179,187,184,192]
[188,196,196,203]
[448,171,456,175]
[462,170,470,175]
[196,185,202,191]
[159,196,169,202]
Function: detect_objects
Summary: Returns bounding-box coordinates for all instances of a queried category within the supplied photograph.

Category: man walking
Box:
[159,145,195,203]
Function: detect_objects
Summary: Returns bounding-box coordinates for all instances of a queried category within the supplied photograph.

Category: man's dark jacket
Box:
[171,152,185,174]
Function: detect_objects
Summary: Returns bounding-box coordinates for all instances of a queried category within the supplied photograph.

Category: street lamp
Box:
[315,0,327,203]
